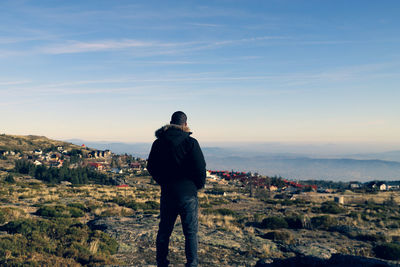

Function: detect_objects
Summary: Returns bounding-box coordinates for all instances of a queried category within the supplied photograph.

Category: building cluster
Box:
[349,181,400,191]
[1,146,147,176]
[88,150,112,158]
[207,170,316,193]
[31,148,68,168]
[84,152,147,175]
[207,170,400,194]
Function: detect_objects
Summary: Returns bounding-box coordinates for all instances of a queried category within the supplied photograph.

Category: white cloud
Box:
[42,40,154,54]
[0,80,31,86]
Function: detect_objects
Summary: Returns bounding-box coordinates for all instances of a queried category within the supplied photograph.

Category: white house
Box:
[379,184,387,191]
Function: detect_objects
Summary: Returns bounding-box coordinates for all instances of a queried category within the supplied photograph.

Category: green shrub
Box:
[262,230,294,244]
[356,233,387,242]
[68,207,84,218]
[285,215,304,229]
[374,243,400,260]
[35,205,69,218]
[215,208,237,217]
[0,234,28,257]
[143,200,160,210]
[0,218,118,265]
[0,219,44,235]
[311,206,322,213]
[92,230,119,255]
[67,202,88,211]
[35,205,85,218]
[348,211,359,218]
[320,201,346,214]
[311,215,337,230]
[388,222,400,229]
[0,209,8,224]
[261,216,288,229]
[202,208,238,217]
[0,207,26,225]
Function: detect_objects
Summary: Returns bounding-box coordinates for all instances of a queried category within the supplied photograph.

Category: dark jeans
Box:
[156,193,199,267]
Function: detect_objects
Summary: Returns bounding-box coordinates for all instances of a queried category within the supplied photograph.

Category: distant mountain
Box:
[343,150,400,163]
[206,155,400,181]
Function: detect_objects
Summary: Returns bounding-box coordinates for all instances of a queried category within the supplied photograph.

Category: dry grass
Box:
[260,243,282,258]
[93,204,135,217]
[199,213,242,233]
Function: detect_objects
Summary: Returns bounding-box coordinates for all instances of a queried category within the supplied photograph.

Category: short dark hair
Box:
[170,111,187,125]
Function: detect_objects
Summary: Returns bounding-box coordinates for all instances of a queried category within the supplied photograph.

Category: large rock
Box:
[287,243,337,259]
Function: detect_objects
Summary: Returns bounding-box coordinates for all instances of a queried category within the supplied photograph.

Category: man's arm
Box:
[188,139,206,189]
[147,140,163,185]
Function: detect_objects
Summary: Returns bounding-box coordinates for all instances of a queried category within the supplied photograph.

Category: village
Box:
[0,144,148,178]
[1,144,400,193]
[206,170,400,194]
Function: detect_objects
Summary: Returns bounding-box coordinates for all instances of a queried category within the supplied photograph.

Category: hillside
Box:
[0,134,82,152]
[0,134,147,186]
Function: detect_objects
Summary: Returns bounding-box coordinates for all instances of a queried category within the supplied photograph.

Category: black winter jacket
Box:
[147,124,206,197]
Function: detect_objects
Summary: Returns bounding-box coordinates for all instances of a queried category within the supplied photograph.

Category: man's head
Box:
[170,111,187,126]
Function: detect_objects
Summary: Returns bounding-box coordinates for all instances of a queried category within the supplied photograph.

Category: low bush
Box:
[285,215,304,229]
[202,208,238,217]
[311,215,337,230]
[387,222,400,229]
[67,202,89,212]
[262,199,278,205]
[262,230,294,244]
[373,243,400,260]
[0,211,6,224]
[356,233,387,243]
[320,201,346,214]
[0,207,25,224]
[109,197,160,211]
[35,205,85,218]
[0,218,118,265]
[261,216,288,229]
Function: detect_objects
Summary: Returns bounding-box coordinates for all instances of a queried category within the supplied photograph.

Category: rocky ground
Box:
[1,175,400,266]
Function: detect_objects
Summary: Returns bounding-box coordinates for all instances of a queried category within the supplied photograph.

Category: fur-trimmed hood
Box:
[155,124,191,138]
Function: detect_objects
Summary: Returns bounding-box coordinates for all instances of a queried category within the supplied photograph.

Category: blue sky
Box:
[1,0,399,147]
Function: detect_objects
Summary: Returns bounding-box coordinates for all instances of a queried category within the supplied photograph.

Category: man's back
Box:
[147,112,206,267]
[147,124,206,197]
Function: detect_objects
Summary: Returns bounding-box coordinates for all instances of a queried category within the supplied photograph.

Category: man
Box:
[147,111,206,267]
